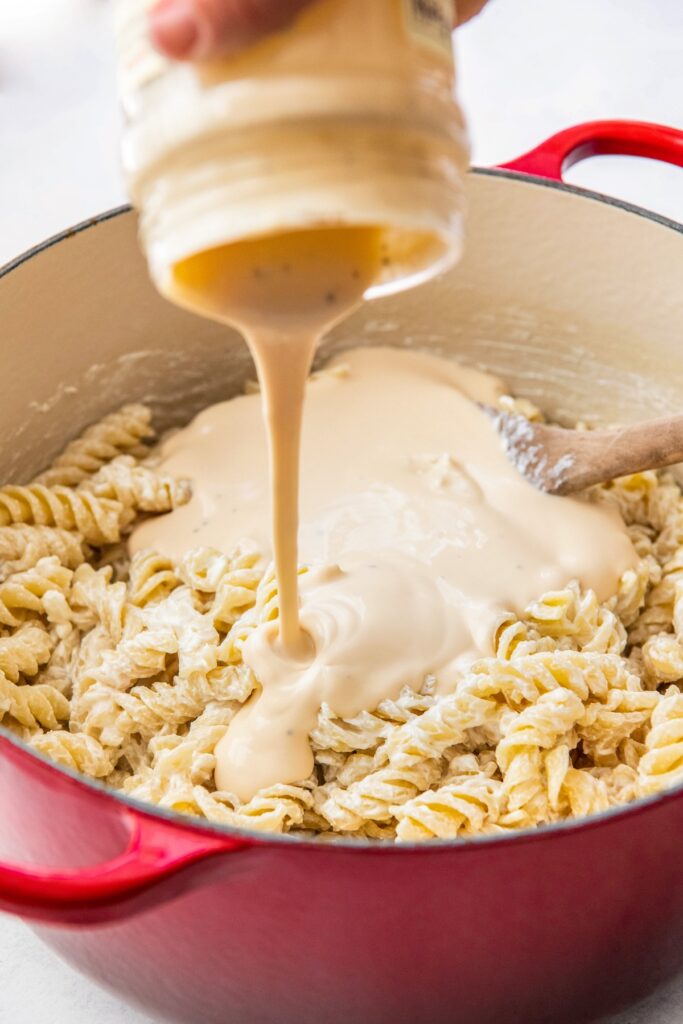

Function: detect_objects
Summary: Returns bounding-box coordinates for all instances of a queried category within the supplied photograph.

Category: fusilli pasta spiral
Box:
[34,404,154,487]
[0,524,86,579]
[31,730,116,777]
[0,674,69,731]
[0,484,123,545]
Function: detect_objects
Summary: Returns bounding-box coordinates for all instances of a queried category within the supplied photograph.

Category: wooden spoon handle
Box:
[557,413,683,494]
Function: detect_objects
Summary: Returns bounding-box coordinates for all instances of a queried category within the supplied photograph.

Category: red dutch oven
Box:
[1,121,683,1024]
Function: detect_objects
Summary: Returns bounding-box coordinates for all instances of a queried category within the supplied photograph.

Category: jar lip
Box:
[151,220,464,310]
[156,225,462,313]
[365,236,461,299]
[138,126,467,299]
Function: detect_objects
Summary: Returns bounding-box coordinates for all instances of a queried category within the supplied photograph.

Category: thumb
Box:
[149,0,314,60]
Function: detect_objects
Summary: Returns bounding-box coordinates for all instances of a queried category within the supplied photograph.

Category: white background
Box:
[1,1,682,1021]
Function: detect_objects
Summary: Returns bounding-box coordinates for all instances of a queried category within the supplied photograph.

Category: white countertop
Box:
[1,1,682,1021]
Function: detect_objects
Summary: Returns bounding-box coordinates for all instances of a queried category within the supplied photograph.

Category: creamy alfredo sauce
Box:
[167,228,383,657]
[134,227,636,802]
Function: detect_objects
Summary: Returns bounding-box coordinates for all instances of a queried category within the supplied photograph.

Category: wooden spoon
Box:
[486,408,683,495]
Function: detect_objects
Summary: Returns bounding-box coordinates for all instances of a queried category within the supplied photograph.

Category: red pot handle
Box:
[0,803,249,925]
[497,119,683,182]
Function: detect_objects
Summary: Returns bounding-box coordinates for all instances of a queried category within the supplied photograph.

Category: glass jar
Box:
[114,0,469,302]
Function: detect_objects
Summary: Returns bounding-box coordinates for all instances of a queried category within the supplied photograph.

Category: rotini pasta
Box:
[0,483,124,545]
[317,759,442,832]
[0,673,70,731]
[34,404,154,488]
[0,557,73,628]
[638,688,683,794]
[128,549,181,606]
[0,524,87,579]
[394,772,503,840]
[6,400,683,844]
[192,782,315,832]
[81,456,191,529]
[0,623,53,681]
[31,730,117,777]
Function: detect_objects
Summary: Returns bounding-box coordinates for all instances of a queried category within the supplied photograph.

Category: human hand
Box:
[149,0,489,62]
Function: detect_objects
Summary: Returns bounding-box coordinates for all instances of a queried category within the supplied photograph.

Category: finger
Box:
[454,0,489,26]
[149,0,314,60]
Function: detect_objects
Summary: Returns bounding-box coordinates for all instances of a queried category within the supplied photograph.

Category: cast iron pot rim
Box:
[2,167,682,855]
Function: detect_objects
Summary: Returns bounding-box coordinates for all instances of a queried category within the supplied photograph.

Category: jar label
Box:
[402,0,454,60]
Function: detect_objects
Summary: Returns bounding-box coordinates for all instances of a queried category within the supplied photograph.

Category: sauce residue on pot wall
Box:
[132,224,637,800]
